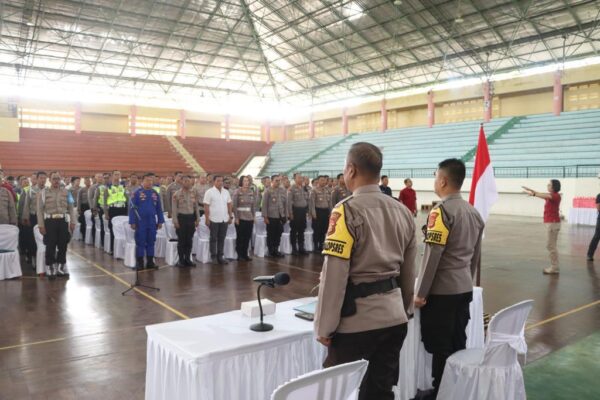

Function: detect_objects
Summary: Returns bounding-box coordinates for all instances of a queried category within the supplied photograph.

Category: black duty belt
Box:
[341,277,399,317]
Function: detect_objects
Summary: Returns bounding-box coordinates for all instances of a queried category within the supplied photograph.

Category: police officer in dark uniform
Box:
[288,173,309,255]
[129,173,165,269]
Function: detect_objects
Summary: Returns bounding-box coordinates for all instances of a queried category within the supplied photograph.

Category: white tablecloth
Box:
[146,289,484,400]
[568,208,598,226]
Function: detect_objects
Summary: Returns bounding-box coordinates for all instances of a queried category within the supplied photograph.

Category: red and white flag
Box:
[469,124,498,221]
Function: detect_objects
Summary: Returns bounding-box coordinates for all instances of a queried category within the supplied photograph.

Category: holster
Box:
[340,277,399,318]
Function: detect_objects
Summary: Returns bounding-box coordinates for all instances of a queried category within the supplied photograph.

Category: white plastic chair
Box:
[279,220,292,254]
[112,216,128,259]
[223,221,237,259]
[270,360,369,400]
[0,225,22,280]
[123,223,137,269]
[164,219,178,266]
[253,216,267,257]
[94,215,102,249]
[304,216,314,252]
[33,225,47,275]
[195,217,211,264]
[84,210,93,245]
[438,299,534,400]
[103,217,111,253]
[154,223,167,258]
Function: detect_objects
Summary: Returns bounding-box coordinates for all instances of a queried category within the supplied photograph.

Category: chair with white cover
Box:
[223,221,237,259]
[84,210,93,245]
[195,217,211,263]
[94,215,102,248]
[33,225,47,275]
[164,219,178,266]
[112,216,128,259]
[103,218,111,253]
[154,223,167,258]
[253,216,267,257]
[279,220,292,254]
[304,216,314,252]
[0,225,22,280]
[438,299,534,400]
[270,360,369,400]
[72,211,82,242]
[123,223,137,268]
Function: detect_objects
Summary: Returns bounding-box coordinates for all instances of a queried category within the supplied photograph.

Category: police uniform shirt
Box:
[88,183,99,209]
[309,186,332,216]
[0,187,17,225]
[36,187,77,229]
[165,182,181,214]
[232,188,256,221]
[77,186,90,207]
[288,184,309,216]
[331,185,352,205]
[127,185,141,200]
[172,188,199,221]
[314,184,417,338]
[194,184,209,206]
[263,187,286,218]
[22,185,44,219]
[416,193,485,299]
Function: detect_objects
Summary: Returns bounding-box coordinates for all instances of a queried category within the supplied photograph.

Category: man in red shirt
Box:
[523,180,562,274]
[399,178,417,216]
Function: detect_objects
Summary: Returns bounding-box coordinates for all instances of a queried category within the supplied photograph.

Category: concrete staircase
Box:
[165,135,204,174]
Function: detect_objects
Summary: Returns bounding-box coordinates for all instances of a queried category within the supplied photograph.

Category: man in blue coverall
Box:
[129,172,164,270]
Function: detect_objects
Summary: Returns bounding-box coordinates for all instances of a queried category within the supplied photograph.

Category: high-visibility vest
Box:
[106,185,126,206]
[97,185,107,207]
[153,186,160,194]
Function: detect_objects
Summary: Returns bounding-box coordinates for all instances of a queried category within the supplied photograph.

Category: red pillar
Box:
[483,81,492,123]
[553,70,563,116]
[224,114,230,141]
[427,91,435,128]
[265,122,271,144]
[75,102,82,134]
[130,105,137,137]
[282,124,287,142]
[342,107,348,136]
[380,99,388,132]
[179,109,186,139]
[309,113,315,139]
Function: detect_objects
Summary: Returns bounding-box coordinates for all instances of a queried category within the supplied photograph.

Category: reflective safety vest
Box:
[106,185,126,207]
[153,186,160,194]
[97,185,107,207]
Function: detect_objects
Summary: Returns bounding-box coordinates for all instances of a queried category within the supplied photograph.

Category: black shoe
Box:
[587,256,594,261]
[299,249,309,255]
[217,257,228,265]
[146,256,158,269]
[243,255,252,261]
[136,257,145,270]
[291,249,298,255]
[276,252,285,258]
[185,256,196,267]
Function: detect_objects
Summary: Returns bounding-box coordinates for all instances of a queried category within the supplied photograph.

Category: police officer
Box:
[263,175,286,258]
[37,172,76,280]
[165,171,183,218]
[288,173,309,255]
[129,173,164,269]
[69,177,81,208]
[331,173,352,205]
[309,175,332,254]
[194,174,210,216]
[0,184,17,225]
[414,158,484,400]
[103,170,128,254]
[92,173,110,245]
[127,173,141,199]
[77,176,92,241]
[233,175,256,261]
[314,142,416,400]
[172,174,199,267]
[22,171,48,266]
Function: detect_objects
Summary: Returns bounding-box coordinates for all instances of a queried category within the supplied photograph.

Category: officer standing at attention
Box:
[331,173,352,205]
[172,174,199,267]
[22,172,47,266]
[194,174,210,216]
[288,172,309,255]
[130,173,164,270]
[165,171,183,218]
[314,142,416,400]
[0,183,17,225]
[103,170,128,254]
[93,173,110,245]
[232,175,256,261]
[37,172,76,280]
[263,175,286,258]
[127,173,141,199]
[310,175,332,254]
[413,158,484,400]
[77,176,92,241]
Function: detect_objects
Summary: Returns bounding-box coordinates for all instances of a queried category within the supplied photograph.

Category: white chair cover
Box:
[123,223,137,268]
[72,222,82,241]
[270,360,368,400]
[164,219,179,266]
[155,224,167,258]
[112,216,128,259]
[195,218,211,263]
[33,225,47,275]
[303,231,314,252]
[306,217,313,232]
[0,225,22,280]
[253,217,267,258]
[438,299,534,400]
[223,222,237,260]
[103,218,111,253]
[84,209,93,245]
[94,215,102,248]
[279,232,292,254]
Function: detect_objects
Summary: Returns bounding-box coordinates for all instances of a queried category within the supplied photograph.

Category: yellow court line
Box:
[0,337,66,351]
[525,299,600,331]
[68,250,190,320]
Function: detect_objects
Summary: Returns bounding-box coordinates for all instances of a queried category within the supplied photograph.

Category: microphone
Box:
[250,272,291,332]
[253,272,290,288]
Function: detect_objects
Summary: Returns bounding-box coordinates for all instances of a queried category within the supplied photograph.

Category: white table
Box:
[568,208,598,226]
[146,289,484,400]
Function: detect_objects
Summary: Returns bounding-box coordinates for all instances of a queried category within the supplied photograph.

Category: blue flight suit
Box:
[129,188,165,257]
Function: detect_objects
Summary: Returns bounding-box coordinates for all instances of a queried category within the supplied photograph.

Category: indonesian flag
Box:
[469,124,498,221]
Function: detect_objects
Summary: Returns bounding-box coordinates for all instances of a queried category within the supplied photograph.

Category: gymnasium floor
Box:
[0,214,598,399]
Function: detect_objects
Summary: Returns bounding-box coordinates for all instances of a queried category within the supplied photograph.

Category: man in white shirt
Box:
[203,175,233,264]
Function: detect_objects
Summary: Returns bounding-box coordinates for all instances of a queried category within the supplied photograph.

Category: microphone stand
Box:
[122,194,160,296]
[250,283,273,332]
